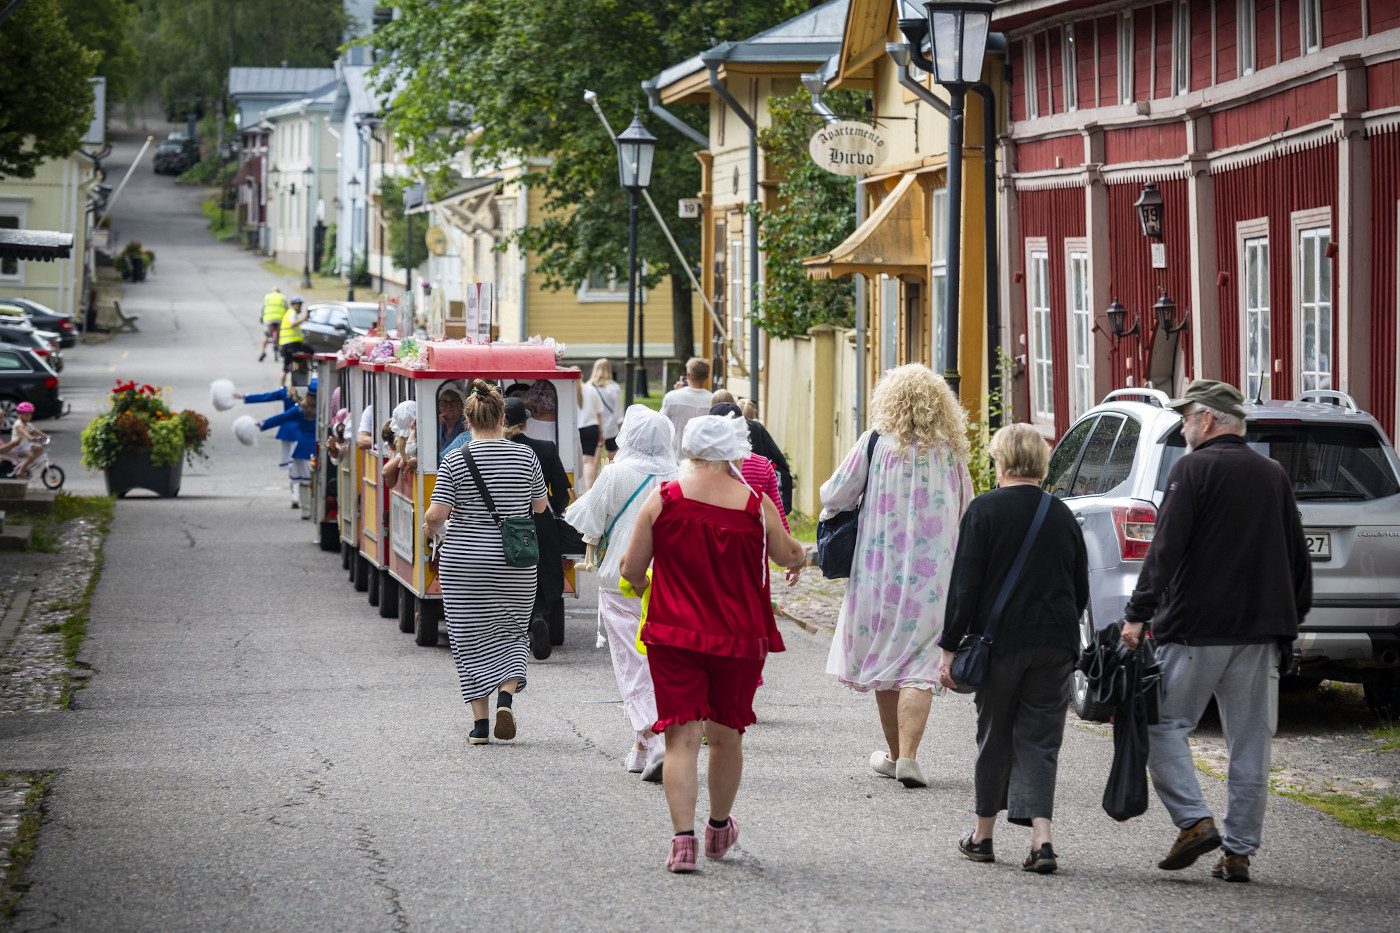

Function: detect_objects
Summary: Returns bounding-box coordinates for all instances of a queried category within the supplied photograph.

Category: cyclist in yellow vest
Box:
[278,295,310,373]
[258,289,288,362]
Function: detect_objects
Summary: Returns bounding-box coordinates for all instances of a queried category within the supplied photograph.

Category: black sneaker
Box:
[1022,843,1058,874]
[958,832,995,863]
[528,613,551,660]
[468,719,490,745]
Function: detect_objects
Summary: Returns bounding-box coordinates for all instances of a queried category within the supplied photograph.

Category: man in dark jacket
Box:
[504,397,572,660]
[1122,379,1311,884]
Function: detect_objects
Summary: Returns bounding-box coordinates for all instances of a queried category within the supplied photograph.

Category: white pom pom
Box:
[232,415,259,447]
[210,379,237,411]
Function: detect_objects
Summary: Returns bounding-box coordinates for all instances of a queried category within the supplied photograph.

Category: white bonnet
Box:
[391,400,417,437]
[681,414,751,462]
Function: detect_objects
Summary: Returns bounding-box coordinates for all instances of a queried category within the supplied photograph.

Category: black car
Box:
[153,140,195,175]
[301,301,397,354]
[0,341,62,429]
[0,321,62,372]
[0,297,77,347]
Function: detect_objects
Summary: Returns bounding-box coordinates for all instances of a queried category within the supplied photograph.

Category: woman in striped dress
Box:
[423,380,548,745]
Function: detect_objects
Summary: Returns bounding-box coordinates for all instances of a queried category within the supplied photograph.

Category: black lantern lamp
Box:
[616,113,657,191]
[1106,297,1140,339]
[924,0,995,86]
[1155,290,1189,335]
[346,175,362,300]
[615,113,657,406]
[1134,182,1164,240]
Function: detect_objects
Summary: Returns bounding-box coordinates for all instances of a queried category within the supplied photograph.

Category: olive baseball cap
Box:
[1167,379,1247,419]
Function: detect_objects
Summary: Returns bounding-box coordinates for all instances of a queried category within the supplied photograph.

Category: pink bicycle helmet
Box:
[15,402,34,413]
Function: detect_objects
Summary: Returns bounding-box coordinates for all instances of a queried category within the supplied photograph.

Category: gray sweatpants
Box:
[973,645,1073,825]
[1147,642,1279,855]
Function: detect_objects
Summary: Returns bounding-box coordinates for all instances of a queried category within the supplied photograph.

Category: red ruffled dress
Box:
[643,480,784,734]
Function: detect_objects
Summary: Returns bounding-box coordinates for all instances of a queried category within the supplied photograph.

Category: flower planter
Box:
[104,450,182,498]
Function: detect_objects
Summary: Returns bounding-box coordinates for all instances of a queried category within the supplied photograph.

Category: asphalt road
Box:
[1,128,1397,932]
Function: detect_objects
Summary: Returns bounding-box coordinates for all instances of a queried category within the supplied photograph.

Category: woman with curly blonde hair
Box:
[818,364,973,788]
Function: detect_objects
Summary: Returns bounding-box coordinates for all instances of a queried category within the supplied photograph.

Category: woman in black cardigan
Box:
[938,423,1088,874]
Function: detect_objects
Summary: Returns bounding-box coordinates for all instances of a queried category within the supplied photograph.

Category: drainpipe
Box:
[642,79,709,148]
[704,47,761,413]
[803,71,867,434]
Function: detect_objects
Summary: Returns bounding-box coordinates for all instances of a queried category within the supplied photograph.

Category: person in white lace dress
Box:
[564,405,679,780]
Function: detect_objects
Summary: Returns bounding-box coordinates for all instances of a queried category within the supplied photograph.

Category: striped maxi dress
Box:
[431,439,547,704]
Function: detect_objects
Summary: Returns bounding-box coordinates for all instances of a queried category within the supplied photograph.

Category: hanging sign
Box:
[808,121,889,176]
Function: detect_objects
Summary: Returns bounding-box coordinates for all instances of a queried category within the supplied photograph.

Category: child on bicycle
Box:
[8,402,47,478]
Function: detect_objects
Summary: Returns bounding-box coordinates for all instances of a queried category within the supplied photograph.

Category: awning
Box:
[232,154,262,188]
[803,172,928,280]
[0,229,73,262]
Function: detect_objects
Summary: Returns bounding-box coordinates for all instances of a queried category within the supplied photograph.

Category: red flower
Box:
[140,384,157,395]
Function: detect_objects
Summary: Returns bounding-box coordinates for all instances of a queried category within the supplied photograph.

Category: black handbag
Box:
[554,514,586,556]
[462,447,539,568]
[815,431,880,579]
[949,491,1053,694]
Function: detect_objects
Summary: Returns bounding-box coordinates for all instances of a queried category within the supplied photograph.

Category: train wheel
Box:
[415,599,440,647]
[353,555,369,592]
[378,571,398,618]
[398,590,416,633]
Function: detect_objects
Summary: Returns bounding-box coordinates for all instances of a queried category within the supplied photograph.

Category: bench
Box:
[114,300,140,333]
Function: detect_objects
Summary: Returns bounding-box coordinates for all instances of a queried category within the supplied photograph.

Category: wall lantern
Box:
[1106,297,1140,339]
[1134,182,1164,240]
[1155,290,1189,335]
[924,0,995,86]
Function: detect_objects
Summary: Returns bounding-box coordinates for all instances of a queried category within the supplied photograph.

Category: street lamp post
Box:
[614,113,656,408]
[301,166,314,288]
[347,175,361,300]
[918,0,994,395]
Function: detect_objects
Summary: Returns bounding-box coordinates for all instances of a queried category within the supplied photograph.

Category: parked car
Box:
[0,320,62,372]
[153,139,195,175]
[0,341,62,429]
[0,297,77,347]
[301,301,397,354]
[1047,387,1400,718]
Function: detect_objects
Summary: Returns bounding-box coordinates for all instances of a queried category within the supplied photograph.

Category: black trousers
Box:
[973,644,1073,825]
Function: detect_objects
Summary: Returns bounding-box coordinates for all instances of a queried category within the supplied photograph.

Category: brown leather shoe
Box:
[1211,852,1250,882]
[1157,817,1222,870]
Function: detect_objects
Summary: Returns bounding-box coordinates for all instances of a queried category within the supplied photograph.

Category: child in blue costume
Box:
[239,359,313,467]
[259,378,318,511]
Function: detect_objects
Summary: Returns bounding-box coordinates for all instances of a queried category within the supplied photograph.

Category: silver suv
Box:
[1047,388,1400,719]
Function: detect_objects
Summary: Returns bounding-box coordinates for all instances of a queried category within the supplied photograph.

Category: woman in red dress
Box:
[622,414,806,873]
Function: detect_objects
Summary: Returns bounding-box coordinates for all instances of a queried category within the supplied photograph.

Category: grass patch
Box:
[1274,787,1400,843]
[200,196,238,242]
[1374,722,1400,752]
[632,393,665,412]
[0,772,53,921]
[788,512,818,544]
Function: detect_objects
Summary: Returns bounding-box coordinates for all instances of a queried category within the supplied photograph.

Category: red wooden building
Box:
[994,0,1400,440]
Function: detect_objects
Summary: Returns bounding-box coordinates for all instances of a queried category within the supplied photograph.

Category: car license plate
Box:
[1304,531,1331,561]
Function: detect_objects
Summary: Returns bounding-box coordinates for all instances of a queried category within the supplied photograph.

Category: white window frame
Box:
[1117,12,1135,104]
[1301,0,1322,53]
[1172,0,1191,95]
[0,200,27,281]
[1026,241,1055,428]
[1063,25,1079,112]
[729,236,746,360]
[576,268,630,303]
[1065,242,1092,419]
[1025,36,1039,118]
[1291,208,1333,394]
[931,186,949,372]
[1236,218,1271,400]
[1238,0,1257,75]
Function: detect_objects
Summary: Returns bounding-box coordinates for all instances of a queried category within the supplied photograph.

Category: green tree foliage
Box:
[0,0,100,179]
[753,88,862,339]
[129,0,347,117]
[367,1,813,300]
[60,0,139,102]
[377,175,430,272]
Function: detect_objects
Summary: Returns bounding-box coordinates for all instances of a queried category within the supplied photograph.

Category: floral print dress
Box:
[820,431,973,692]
